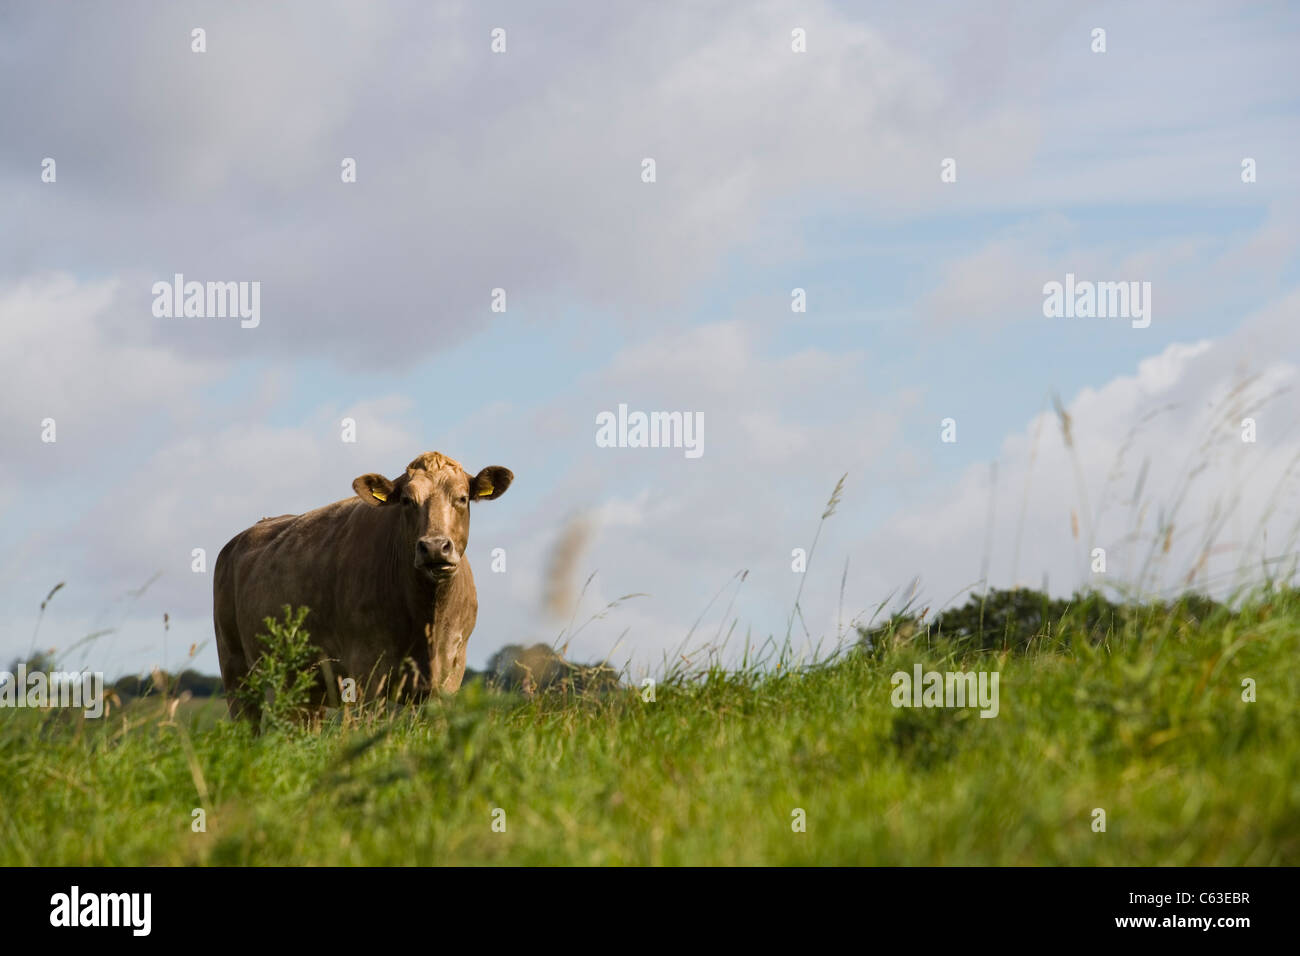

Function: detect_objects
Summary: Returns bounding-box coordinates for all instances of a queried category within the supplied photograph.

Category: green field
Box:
[2,588,1297,865]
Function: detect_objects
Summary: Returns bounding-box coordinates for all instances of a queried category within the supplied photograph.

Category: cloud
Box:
[922,210,1300,330]
[0,0,1034,367]
[861,298,1300,609]
[0,273,225,517]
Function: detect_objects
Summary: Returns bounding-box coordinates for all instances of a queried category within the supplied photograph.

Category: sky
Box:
[1,0,1298,682]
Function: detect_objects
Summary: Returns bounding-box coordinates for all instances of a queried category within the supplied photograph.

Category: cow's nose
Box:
[417,536,456,565]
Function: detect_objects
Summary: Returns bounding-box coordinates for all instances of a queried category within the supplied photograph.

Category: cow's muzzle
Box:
[416,535,460,577]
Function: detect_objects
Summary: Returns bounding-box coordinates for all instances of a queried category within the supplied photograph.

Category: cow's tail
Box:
[213,536,257,723]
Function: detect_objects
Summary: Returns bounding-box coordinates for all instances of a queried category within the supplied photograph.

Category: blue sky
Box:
[1,1,1298,681]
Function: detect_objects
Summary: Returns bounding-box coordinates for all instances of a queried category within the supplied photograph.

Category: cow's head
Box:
[352,452,512,581]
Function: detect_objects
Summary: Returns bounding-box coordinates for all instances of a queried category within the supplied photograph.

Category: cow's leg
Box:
[215,613,260,725]
[301,663,334,725]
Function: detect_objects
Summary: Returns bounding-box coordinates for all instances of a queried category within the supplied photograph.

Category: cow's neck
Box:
[402,568,456,622]
[408,570,465,691]
[373,509,463,678]
[404,567,462,641]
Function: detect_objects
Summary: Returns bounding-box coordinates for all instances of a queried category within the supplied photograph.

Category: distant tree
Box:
[486,643,619,696]
[5,650,57,675]
[174,669,223,697]
[109,674,149,699]
[860,587,1228,653]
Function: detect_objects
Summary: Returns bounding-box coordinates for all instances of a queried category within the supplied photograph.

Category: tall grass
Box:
[1,582,1295,865]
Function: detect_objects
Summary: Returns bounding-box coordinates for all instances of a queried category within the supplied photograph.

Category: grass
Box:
[2,585,1297,865]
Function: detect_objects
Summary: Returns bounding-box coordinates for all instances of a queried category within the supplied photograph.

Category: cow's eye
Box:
[401,495,416,508]
[456,495,469,506]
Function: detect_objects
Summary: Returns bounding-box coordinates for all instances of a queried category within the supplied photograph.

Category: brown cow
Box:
[213,452,513,721]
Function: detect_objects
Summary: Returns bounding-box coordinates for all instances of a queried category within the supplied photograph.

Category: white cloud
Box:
[861,307,1300,610]
[0,274,222,448]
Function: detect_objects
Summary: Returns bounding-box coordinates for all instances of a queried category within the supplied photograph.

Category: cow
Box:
[213,451,513,722]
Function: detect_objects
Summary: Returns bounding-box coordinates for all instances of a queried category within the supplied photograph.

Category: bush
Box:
[235,605,321,732]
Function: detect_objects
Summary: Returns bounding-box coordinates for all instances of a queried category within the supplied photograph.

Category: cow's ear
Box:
[353,473,397,506]
[470,466,513,501]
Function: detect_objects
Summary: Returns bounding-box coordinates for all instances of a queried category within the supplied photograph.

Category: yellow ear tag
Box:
[478,483,493,497]
[372,490,387,502]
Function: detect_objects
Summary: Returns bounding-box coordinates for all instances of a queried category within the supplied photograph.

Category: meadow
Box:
[2,585,1296,865]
